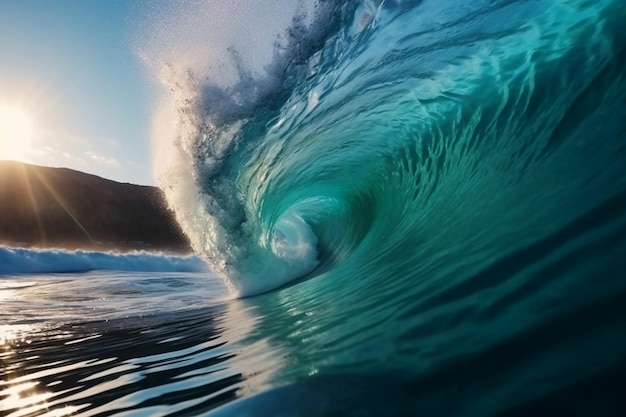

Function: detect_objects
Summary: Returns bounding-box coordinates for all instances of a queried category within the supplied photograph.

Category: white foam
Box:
[0,246,207,275]
[143,1,340,296]
[229,212,319,297]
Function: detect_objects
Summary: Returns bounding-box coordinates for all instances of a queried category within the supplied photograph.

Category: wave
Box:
[0,246,207,275]
[146,0,626,296]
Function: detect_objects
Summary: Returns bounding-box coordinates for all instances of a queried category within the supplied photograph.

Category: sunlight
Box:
[0,103,35,161]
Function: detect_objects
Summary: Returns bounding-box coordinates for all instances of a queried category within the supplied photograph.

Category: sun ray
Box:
[32,168,94,242]
[16,162,48,246]
[0,162,93,247]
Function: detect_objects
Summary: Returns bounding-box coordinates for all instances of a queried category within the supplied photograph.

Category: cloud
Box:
[22,127,119,169]
[84,150,120,166]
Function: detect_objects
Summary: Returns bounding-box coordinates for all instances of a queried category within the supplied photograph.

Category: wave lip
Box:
[0,246,207,275]
[148,1,353,296]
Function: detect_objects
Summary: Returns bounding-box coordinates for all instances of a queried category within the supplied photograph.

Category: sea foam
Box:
[145,0,347,295]
[0,246,207,275]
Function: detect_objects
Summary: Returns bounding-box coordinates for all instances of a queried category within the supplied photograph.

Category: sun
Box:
[0,102,35,161]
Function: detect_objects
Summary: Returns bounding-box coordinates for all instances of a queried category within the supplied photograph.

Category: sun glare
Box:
[0,103,35,161]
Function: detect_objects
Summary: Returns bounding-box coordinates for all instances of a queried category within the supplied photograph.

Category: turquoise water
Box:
[3,0,626,415]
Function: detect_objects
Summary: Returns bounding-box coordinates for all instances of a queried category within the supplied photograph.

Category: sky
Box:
[0,1,310,186]
[0,0,156,185]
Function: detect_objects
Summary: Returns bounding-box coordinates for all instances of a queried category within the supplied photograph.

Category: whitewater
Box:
[2,0,626,416]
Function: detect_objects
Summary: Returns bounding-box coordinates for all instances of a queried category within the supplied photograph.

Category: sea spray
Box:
[148,0,351,295]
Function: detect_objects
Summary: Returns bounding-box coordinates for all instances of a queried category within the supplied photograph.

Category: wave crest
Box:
[147,0,626,296]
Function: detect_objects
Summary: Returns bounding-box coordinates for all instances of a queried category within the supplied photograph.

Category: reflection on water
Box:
[0,272,230,324]
[0,307,246,417]
[2,262,626,417]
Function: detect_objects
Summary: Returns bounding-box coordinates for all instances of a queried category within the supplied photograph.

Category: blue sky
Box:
[0,0,156,185]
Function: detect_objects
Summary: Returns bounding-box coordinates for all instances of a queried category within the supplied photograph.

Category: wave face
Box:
[0,246,206,274]
[150,0,626,298]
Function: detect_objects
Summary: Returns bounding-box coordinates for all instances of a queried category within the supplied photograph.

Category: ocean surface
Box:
[3,0,626,415]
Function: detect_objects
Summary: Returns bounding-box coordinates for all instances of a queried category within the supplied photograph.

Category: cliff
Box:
[0,161,192,253]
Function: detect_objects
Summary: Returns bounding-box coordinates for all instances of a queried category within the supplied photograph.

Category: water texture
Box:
[2,0,626,415]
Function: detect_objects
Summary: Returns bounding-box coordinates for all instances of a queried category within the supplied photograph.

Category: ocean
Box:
[2,0,626,415]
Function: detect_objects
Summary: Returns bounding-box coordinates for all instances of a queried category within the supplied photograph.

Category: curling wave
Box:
[148,0,626,296]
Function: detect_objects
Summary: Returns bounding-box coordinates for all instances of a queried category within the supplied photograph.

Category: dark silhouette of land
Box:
[0,161,192,253]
